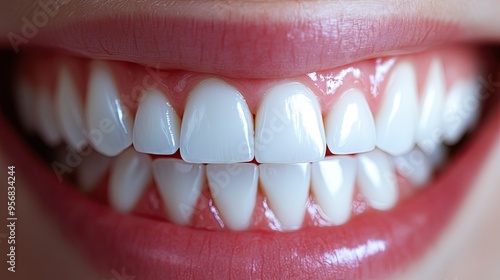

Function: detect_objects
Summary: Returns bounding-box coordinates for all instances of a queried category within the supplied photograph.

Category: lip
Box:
[1,2,500,278]
[1,1,466,78]
[0,80,498,278]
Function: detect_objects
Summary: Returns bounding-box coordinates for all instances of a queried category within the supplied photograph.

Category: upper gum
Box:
[18,45,481,118]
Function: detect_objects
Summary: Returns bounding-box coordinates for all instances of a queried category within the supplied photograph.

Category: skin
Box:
[1,0,500,279]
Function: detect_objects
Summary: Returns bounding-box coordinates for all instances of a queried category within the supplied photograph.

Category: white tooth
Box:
[86,61,132,157]
[76,152,111,193]
[311,156,356,225]
[442,79,479,145]
[152,158,205,225]
[207,163,258,230]
[393,148,431,187]
[15,79,36,133]
[36,88,61,146]
[356,149,398,210]
[416,59,446,154]
[376,62,419,156]
[325,88,376,154]
[180,78,254,163]
[109,148,152,212]
[255,82,326,163]
[259,163,311,230]
[55,66,88,151]
[133,90,181,155]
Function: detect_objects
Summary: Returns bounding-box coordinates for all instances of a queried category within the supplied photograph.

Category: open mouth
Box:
[1,1,500,279]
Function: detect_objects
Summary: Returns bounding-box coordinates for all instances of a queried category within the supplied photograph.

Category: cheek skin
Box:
[392,134,500,279]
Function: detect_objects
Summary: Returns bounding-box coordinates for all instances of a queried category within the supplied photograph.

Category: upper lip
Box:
[1,1,466,78]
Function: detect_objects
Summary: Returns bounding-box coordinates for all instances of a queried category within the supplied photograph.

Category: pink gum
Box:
[19,45,480,118]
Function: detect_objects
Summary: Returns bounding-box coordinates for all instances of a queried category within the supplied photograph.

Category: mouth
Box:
[1,1,500,279]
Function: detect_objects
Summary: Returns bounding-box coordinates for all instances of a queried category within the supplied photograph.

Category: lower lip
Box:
[1,94,498,279]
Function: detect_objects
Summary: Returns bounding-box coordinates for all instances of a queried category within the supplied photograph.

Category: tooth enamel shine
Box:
[255,82,326,163]
[152,158,205,225]
[325,88,376,154]
[259,163,311,230]
[109,148,152,212]
[207,163,258,230]
[56,66,87,151]
[357,149,398,210]
[376,62,419,156]
[133,90,181,155]
[180,78,254,163]
[85,62,133,157]
[311,156,356,225]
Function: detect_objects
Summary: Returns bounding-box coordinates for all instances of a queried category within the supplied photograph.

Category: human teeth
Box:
[442,79,478,145]
[311,156,356,225]
[180,78,254,163]
[133,90,180,155]
[259,163,311,230]
[207,163,258,230]
[152,158,205,225]
[416,59,446,154]
[356,149,398,210]
[393,148,431,187]
[36,88,61,146]
[55,67,87,151]
[255,82,326,163]
[427,144,448,169]
[15,79,36,133]
[85,62,132,157]
[76,152,111,193]
[325,88,376,154]
[376,62,419,156]
[109,148,152,212]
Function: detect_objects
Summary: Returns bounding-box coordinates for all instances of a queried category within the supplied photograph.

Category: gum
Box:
[17,45,480,118]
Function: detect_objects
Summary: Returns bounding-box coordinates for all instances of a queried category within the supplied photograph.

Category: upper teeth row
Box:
[16,58,480,163]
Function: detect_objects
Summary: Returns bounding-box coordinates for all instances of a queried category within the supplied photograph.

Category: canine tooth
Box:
[180,78,254,163]
[109,149,152,212]
[152,159,205,225]
[376,62,419,156]
[442,79,478,145]
[76,152,111,193]
[311,156,356,225]
[416,59,446,154]
[133,90,180,155]
[36,88,61,146]
[259,163,311,230]
[15,79,36,133]
[56,67,87,151]
[255,82,326,163]
[325,88,376,154]
[207,163,258,230]
[86,61,132,157]
[393,148,431,187]
[357,149,398,210]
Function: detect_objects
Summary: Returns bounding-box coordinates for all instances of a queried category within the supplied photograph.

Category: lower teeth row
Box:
[51,143,447,231]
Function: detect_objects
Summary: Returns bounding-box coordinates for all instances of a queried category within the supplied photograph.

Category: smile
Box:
[0,1,499,279]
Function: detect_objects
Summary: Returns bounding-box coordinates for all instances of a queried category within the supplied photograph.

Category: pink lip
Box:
[1,91,498,278]
[5,14,461,78]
